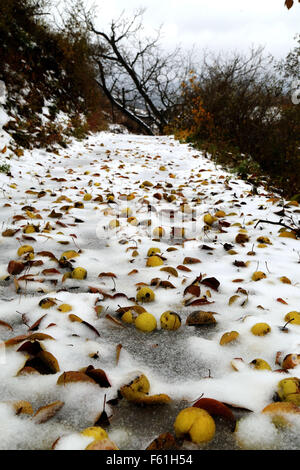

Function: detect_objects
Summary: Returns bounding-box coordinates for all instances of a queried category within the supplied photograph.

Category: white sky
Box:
[88,0,300,59]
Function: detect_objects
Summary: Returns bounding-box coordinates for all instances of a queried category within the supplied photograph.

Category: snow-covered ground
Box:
[0,109,300,450]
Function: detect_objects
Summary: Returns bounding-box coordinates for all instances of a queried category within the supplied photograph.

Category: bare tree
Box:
[77,6,190,135]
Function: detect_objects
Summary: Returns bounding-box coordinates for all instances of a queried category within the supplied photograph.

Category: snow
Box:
[0,126,299,450]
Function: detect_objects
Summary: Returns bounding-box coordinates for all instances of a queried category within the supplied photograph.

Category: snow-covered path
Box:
[0,131,300,450]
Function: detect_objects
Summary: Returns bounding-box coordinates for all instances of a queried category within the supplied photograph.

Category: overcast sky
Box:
[89,0,300,59]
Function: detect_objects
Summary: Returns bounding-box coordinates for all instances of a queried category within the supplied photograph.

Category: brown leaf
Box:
[193,397,236,429]
[2,229,19,237]
[98,272,117,278]
[201,277,220,291]
[177,265,191,272]
[186,311,217,325]
[184,284,201,297]
[183,257,201,264]
[105,314,126,328]
[160,266,178,277]
[37,251,58,261]
[33,401,64,424]
[184,298,214,307]
[25,351,60,375]
[57,371,96,386]
[42,268,61,275]
[28,314,47,331]
[7,260,25,275]
[84,366,111,387]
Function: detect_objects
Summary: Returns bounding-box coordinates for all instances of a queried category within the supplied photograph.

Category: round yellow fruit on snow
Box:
[284,311,300,325]
[57,304,72,313]
[17,245,34,256]
[203,214,215,226]
[147,247,161,257]
[160,311,181,331]
[135,312,157,332]
[146,255,164,267]
[251,323,271,336]
[136,287,155,303]
[71,267,87,280]
[121,310,134,324]
[174,407,215,444]
[219,331,239,345]
[251,271,267,281]
[250,358,272,370]
[81,426,108,440]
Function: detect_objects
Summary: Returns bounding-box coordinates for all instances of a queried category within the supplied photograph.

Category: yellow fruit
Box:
[280,276,291,284]
[251,271,267,281]
[129,374,150,394]
[39,297,56,309]
[214,210,226,218]
[285,393,300,406]
[189,414,216,444]
[81,426,108,440]
[147,247,161,257]
[174,407,204,436]
[57,304,72,313]
[60,250,79,260]
[203,214,215,226]
[159,166,166,171]
[127,217,138,225]
[17,245,34,257]
[235,233,249,244]
[160,311,181,331]
[71,267,87,280]
[279,231,297,239]
[135,312,157,332]
[256,236,272,245]
[146,255,164,267]
[219,331,239,345]
[174,407,215,443]
[23,225,37,234]
[83,193,92,201]
[85,438,119,450]
[107,194,114,202]
[136,287,155,303]
[277,377,300,401]
[141,181,153,187]
[251,323,271,336]
[153,226,165,238]
[284,311,300,325]
[250,359,272,370]
[121,310,134,324]
[262,402,300,428]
